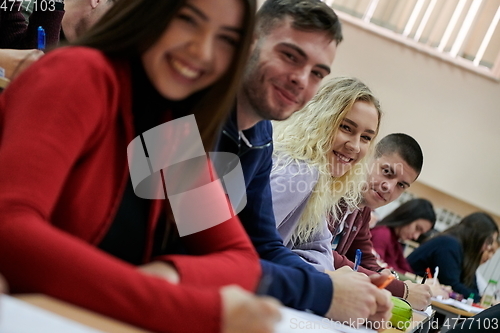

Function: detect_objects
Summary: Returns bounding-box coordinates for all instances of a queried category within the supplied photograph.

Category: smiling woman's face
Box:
[328,101,379,177]
[142,0,244,100]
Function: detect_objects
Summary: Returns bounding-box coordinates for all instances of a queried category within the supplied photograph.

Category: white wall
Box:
[330,15,500,216]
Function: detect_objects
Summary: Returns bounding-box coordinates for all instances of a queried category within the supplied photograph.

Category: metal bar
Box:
[473,4,500,66]
[438,0,468,52]
[414,0,438,41]
[491,44,500,77]
[363,0,380,22]
[403,0,427,37]
[450,0,483,58]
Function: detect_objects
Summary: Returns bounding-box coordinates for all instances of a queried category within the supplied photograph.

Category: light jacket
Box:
[271,157,405,297]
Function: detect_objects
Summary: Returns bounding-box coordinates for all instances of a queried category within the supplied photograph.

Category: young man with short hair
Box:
[217,0,392,324]
[330,133,433,310]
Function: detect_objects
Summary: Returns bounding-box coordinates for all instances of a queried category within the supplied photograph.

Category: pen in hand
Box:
[433,267,439,286]
[37,26,46,51]
[353,249,362,272]
[421,267,432,284]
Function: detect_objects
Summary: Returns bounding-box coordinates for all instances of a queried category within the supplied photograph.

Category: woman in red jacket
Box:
[371,198,436,274]
[0,0,280,332]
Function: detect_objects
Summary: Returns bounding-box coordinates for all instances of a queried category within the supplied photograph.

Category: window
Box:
[327,0,500,79]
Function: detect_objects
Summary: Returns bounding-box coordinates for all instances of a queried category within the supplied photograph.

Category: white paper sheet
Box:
[275,307,376,333]
[0,295,103,333]
[432,296,483,314]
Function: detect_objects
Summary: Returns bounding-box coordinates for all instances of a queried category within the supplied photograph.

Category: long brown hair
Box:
[76,0,256,150]
[442,212,499,287]
[378,198,436,229]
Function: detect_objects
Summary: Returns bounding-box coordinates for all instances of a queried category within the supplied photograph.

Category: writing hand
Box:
[221,285,281,333]
[324,267,392,327]
[406,281,432,310]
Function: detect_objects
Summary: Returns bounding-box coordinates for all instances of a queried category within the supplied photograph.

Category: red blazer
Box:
[332,207,406,298]
[0,47,260,333]
[370,225,414,274]
[332,207,381,270]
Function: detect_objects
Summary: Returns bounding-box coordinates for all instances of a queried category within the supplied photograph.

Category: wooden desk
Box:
[430,300,476,333]
[15,294,151,333]
[0,76,10,90]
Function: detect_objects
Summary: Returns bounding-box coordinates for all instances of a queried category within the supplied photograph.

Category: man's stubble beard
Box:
[241,45,287,122]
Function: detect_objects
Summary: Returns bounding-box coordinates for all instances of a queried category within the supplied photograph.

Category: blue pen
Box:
[353,249,362,272]
[37,26,46,51]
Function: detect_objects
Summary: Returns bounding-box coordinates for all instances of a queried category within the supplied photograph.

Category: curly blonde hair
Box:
[272,77,382,243]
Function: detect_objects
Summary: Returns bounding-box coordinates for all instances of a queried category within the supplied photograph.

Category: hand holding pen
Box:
[421,267,432,284]
[324,267,393,325]
[353,249,362,272]
[352,249,395,289]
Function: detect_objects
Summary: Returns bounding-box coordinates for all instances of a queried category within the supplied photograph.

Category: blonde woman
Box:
[271,77,382,271]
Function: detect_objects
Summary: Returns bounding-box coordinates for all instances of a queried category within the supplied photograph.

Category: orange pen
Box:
[422,267,433,284]
[375,274,395,289]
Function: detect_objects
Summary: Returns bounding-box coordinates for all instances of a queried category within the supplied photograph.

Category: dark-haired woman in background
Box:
[408,212,499,303]
[0,0,281,332]
[371,198,436,274]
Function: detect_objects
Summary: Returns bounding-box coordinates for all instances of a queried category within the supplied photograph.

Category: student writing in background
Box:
[476,233,499,296]
[0,1,281,332]
[371,198,436,274]
[0,0,63,80]
[370,198,449,301]
[1,0,117,84]
[0,0,63,49]
[271,76,393,325]
[1,0,116,84]
[408,212,499,303]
